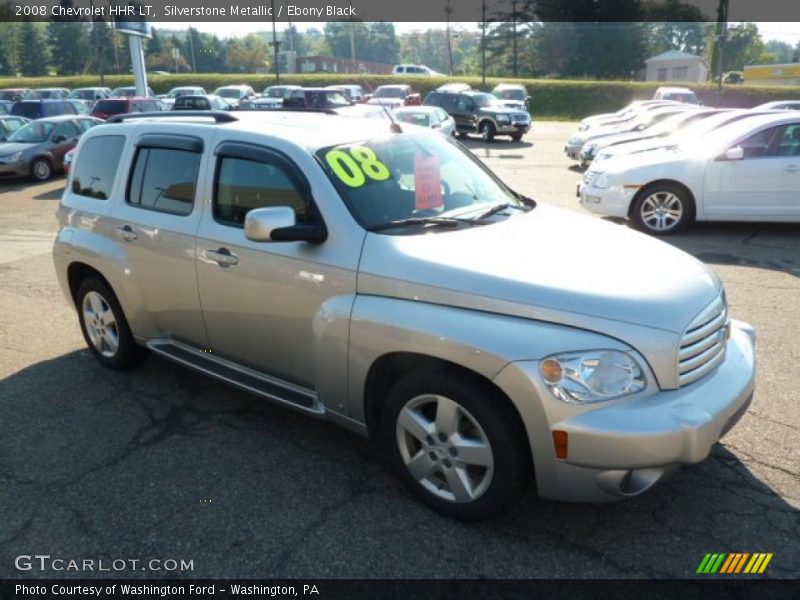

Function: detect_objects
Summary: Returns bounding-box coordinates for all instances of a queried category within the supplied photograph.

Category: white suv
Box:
[392,64,439,76]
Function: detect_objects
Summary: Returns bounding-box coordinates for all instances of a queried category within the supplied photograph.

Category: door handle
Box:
[783,165,799,173]
[115,224,137,242]
[203,248,239,267]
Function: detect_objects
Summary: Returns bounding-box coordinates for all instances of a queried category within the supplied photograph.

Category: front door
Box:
[195,142,359,388]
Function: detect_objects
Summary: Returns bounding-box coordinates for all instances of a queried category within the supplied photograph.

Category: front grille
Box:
[511,113,529,125]
[678,294,728,387]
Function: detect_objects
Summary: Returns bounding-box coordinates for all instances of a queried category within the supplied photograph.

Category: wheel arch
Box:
[67,262,114,308]
[362,352,533,471]
[629,179,697,220]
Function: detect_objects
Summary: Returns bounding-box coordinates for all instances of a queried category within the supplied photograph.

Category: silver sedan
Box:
[393,106,456,136]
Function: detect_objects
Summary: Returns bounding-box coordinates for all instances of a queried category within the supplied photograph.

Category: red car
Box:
[90,97,164,120]
[367,85,422,109]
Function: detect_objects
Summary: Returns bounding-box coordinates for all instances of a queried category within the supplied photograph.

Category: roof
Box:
[100,111,419,153]
[645,50,707,64]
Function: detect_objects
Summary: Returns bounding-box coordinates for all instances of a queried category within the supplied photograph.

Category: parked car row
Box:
[575,99,800,234]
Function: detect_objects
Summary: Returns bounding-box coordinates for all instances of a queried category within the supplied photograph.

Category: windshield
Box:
[375,87,405,98]
[664,93,698,104]
[93,100,126,114]
[494,89,525,101]
[216,88,242,98]
[395,111,431,127]
[474,93,500,108]
[70,90,95,100]
[9,121,55,143]
[315,133,524,233]
[168,88,197,98]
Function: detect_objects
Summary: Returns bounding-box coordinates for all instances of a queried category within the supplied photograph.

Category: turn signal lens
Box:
[552,430,568,459]
[540,359,563,383]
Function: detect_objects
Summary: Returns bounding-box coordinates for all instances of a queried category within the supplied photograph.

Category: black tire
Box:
[30,157,52,182]
[631,183,694,235]
[380,368,531,521]
[76,278,148,370]
[479,121,496,143]
[510,132,523,142]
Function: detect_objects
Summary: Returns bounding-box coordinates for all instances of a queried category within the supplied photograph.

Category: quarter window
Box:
[127,147,200,216]
[70,135,125,200]
[214,157,309,227]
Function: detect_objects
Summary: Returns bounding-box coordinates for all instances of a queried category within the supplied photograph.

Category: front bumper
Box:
[565,142,582,160]
[578,181,638,218]
[497,121,530,135]
[0,160,28,177]
[493,320,756,502]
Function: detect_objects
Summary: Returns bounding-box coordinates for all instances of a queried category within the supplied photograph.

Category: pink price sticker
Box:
[414,154,443,211]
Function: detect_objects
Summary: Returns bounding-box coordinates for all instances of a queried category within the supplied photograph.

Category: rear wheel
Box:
[381,369,530,520]
[479,121,496,143]
[631,183,694,235]
[77,278,148,369]
[30,158,52,182]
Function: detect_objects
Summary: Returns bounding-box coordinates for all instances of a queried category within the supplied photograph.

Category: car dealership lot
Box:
[1,122,798,578]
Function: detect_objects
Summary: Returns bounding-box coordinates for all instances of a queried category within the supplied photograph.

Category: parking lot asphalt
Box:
[1,122,798,579]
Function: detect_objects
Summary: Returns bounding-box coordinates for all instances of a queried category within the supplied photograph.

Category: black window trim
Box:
[135,134,203,154]
[212,141,322,230]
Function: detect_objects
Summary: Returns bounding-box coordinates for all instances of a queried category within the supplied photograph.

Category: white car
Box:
[653,86,699,105]
[578,100,677,132]
[594,109,784,164]
[752,100,800,111]
[392,64,440,76]
[566,105,701,161]
[393,106,456,136]
[213,85,255,108]
[580,109,724,167]
[579,112,800,234]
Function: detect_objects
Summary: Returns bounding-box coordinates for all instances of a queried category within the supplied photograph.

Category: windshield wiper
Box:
[474,202,532,220]
[368,216,481,232]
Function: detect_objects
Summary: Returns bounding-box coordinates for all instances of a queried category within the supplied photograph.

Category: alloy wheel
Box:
[82,291,120,358]
[639,191,683,232]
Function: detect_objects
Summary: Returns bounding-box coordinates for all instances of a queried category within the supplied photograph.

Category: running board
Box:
[146,341,323,416]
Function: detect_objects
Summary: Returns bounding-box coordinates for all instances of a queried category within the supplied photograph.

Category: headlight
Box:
[593,173,609,189]
[568,135,582,145]
[539,350,646,404]
[496,114,510,124]
[1,151,22,162]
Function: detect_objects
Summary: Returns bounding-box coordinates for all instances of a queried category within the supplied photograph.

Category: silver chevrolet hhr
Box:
[53,111,756,520]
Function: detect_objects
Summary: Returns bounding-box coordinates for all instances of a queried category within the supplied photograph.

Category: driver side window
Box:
[737,127,779,159]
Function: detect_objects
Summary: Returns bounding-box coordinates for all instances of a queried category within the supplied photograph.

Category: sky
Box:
[159,21,800,44]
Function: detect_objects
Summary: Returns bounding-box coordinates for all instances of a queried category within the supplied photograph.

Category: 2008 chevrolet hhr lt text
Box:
[54,111,756,520]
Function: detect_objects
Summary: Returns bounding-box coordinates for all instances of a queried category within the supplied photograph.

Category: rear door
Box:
[50,120,82,167]
[107,132,210,345]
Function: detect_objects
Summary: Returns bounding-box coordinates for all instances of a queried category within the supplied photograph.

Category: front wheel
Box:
[479,121,496,143]
[510,132,523,142]
[631,184,694,235]
[30,158,52,182]
[77,278,148,369]
[381,370,531,521]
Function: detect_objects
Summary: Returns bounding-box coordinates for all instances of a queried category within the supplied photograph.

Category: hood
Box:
[498,100,526,110]
[599,138,675,160]
[0,142,38,156]
[358,205,720,334]
[480,106,524,117]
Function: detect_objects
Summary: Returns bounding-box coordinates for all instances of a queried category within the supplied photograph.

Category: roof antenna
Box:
[352,60,402,133]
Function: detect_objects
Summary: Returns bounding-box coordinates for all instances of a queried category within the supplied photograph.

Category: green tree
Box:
[324,21,369,60]
[18,22,49,76]
[0,43,10,76]
[224,35,269,73]
[366,22,399,65]
[764,40,794,64]
[48,1,90,75]
[708,23,769,74]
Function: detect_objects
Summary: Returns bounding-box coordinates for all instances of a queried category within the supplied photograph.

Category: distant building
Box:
[645,51,709,83]
[743,63,800,86]
[296,56,392,75]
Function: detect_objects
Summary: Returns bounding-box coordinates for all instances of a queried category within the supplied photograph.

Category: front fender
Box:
[345,295,631,424]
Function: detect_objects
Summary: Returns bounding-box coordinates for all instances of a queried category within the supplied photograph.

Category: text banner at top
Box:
[1,0,800,23]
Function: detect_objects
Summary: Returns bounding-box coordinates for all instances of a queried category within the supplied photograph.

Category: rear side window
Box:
[11,103,41,119]
[127,147,200,216]
[214,157,309,226]
[70,135,125,200]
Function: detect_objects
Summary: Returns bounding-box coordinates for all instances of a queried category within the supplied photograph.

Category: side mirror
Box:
[53,135,67,143]
[244,206,327,244]
[722,146,744,161]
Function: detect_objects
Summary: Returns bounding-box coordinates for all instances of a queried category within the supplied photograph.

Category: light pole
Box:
[481,0,487,86]
[716,0,729,105]
[271,0,280,84]
[445,0,454,76]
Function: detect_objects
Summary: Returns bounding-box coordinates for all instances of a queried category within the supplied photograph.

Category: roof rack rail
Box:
[105,110,238,124]
[234,106,338,115]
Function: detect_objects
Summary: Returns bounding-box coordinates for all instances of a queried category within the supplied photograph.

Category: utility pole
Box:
[187,29,197,73]
[350,21,356,63]
[270,0,280,83]
[481,0,487,86]
[445,0,454,75]
[90,0,103,84]
[716,0,729,106]
[511,0,518,78]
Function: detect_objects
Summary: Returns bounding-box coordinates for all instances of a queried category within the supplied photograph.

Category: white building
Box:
[645,50,709,83]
